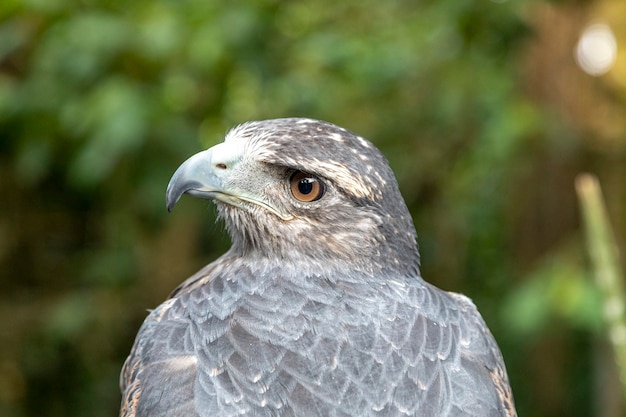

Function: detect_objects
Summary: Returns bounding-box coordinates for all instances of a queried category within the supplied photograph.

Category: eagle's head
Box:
[166,118,419,277]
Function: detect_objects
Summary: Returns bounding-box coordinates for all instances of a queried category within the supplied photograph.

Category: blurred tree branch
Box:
[576,173,626,404]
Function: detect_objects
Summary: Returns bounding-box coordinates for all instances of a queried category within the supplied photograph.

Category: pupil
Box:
[298,179,314,194]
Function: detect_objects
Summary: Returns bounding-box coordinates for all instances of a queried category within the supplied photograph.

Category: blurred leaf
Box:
[33,12,131,83]
[14,138,52,186]
[67,77,149,186]
[45,292,96,340]
[504,241,603,338]
[133,3,185,60]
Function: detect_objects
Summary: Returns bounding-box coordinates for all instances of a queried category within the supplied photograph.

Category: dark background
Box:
[1,1,625,416]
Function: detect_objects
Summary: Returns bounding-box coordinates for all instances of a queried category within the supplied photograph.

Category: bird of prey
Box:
[120,118,516,417]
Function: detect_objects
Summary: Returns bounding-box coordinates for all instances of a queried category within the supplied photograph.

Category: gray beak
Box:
[165,149,222,212]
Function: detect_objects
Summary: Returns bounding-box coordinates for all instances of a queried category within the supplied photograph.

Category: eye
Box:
[290,171,325,202]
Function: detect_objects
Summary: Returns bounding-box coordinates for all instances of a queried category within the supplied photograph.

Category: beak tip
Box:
[165,185,182,213]
[165,177,183,213]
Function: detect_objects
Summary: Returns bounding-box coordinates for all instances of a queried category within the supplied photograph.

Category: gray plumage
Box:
[120,118,516,417]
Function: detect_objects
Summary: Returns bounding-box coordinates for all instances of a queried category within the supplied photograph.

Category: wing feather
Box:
[121,265,515,417]
[120,300,202,417]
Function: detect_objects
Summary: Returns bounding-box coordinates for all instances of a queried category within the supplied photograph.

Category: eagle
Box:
[120,118,516,417]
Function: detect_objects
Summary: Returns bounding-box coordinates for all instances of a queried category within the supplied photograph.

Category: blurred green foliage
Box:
[1,1,625,416]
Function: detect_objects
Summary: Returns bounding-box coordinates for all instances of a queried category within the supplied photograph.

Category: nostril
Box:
[215,163,227,170]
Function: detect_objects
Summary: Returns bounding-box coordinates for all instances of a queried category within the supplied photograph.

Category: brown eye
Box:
[290,171,325,202]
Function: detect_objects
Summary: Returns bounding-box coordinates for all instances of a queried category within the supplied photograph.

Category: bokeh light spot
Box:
[575,23,618,76]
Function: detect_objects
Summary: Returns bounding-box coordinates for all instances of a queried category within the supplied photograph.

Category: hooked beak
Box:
[166,149,221,212]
